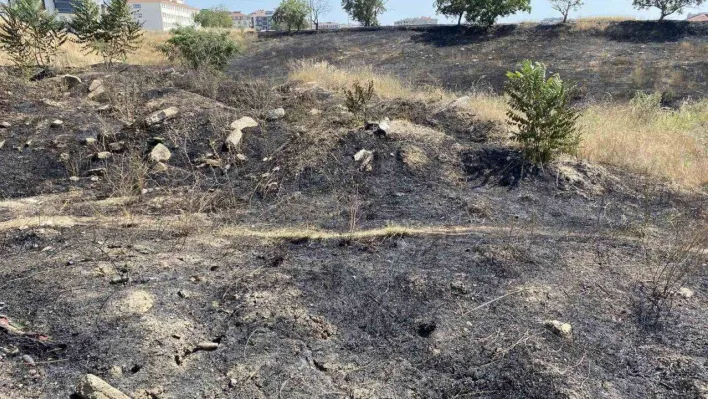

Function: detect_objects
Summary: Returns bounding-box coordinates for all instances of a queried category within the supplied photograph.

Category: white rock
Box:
[678,287,694,299]
[76,374,131,399]
[225,117,259,148]
[50,119,64,128]
[88,79,103,92]
[266,108,286,121]
[544,320,572,339]
[95,152,112,160]
[354,149,374,172]
[197,342,219,351]
[145,107,179,126]
[149,143,171,163]
[62,74,82,89]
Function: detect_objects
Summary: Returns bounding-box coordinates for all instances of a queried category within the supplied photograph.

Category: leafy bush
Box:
[70,0,142,66]
[194,6,234,28]
[342,0,387,27]
[160,27,239,71]
[0,0,66,70]
[505,60,580,164]
[435,0,531,27]
[344,80,375,120]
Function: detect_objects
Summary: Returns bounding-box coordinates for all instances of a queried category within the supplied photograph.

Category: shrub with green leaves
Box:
[70,0,142,66]
[0,0,66,70]
[505,60,580,164]
[194,6,234,28]
[273,0,311,32]
[160,27,239,71]
[344,80,375,120]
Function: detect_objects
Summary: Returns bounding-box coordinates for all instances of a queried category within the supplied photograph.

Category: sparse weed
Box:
[344,80,375,120]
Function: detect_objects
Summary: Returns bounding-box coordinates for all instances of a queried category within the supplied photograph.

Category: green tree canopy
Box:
[0,0,66,69]
[464,0,531,27]
[273,0,311,31]
[342,0,387,27]
[435,0,468,25]
[194,6,234,28]
[632,0,705,20]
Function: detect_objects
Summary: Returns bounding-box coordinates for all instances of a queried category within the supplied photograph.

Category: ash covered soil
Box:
[231,22,708,102]
[0,46,707,399]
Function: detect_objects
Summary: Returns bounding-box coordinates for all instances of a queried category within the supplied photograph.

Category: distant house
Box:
[319,22,341,30]
[250,9,274,31]
[129,0,198,31]
[541,17,563,25]
[687,13,708,22]
[394,17,438,26]
[231,11,250,29]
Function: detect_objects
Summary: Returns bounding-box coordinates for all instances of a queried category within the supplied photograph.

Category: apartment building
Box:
[393,16,438,26]
[128,0,197,31]
[249,10,274,31]
[231,11,250,29]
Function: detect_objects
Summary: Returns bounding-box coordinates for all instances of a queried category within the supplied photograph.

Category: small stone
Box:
[88,79,103,92]
[309,108,321,115]
[0,121,10,128]
[678,287,694,299]
[229,378,238,388]
[22,355,35,366]
[70,176,80,182]
[95,104,112,112]
[236,153,247,161]
[76,373,131,399]
[266,108,286,121]
[149,143,171,163]
[83,137,97,146]
[225,117,259,149]
[151,162,168,173]
[544,320,572,339]
[88,85,106,100]
[177,290,190,299]
[108,141,125,152]
[108,365,123,378]
[95,152,112,160]
[61,74,82,89]
[110,276,130,285]
[196,342,219,351]
[354,149,374,172]
[145,107,179,126]
[50,119,63,128]
[0,140,5,149]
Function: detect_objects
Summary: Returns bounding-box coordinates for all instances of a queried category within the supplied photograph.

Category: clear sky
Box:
[195,0,708,25]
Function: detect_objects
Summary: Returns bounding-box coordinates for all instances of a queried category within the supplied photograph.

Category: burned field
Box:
[1,23,708,399]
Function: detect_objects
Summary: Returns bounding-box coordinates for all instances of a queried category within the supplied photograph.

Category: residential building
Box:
[42,0,103,18]
[249,9,274,31]
[128,0,198,31]
[687,13,708,22]
[393,16,438,26]
[318,22,341,30]
[231,11,250,29]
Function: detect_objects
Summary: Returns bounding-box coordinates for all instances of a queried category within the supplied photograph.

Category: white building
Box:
[128,0,198,31]
[319,22,341,30]
[393,17,438,26]
[231,11,250,29]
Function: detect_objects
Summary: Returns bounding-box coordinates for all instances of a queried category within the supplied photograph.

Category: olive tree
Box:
[632,0,705,20]
[549,0,584,23]
[273,0,311,31]
[342,0,387,27]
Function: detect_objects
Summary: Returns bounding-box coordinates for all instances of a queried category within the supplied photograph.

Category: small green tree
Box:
[505,60,580,164]
[273,0,311,32]
[549,0,583,23]
[194,6,234,28]
[344,80,375,120]
[465,0,531,28]
[632,0,704,21]
[0,0,66,70]
[70,0,142,66]
[342,0,387,27]
[159,27,238,71]
[435,0,468,26]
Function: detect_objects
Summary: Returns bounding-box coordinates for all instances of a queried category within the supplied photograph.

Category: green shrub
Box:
[344,80,375,120]
[70,0,142,66]
[160,27,238,71]
[0,0,66,70]
[505,60,580,164]
[194,6,234,28]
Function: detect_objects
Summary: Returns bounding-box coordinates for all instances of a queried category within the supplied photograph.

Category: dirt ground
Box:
[1,25,707,399]
[232,22,708,103]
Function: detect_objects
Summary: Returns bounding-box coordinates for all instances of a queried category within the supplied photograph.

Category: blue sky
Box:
[191,0,708,24]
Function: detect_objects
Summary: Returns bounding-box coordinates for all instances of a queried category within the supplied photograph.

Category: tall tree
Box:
[435,0,468,25]
[273,0,311,31]
[0,0,66,69]
[342,0,387,27]
[632,0,705,20]
[464,0,531,27]
[549,0,583,23]
[309,0,332,30]
[194,6,234,28]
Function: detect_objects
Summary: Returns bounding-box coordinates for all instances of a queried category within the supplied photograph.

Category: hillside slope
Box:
[231,22,708,102]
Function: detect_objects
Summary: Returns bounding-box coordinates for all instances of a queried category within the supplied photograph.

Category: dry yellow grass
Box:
[573,16,637,30]
[289,61,708,188]
[0,29,251,68]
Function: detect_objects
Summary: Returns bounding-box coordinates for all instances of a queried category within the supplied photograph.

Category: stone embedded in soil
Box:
[266,107,286,121]
[88,79,103,93]
[225,117,259,149]
[145,107,179,126]
[62,75,82,89]
[544,320,573,339]
[95,152,112,160]
[83,137,97,146]
[22,354,35,366]
[149,143,171,163]
[76,373,130,399]
[0,140,5,149]
[108,141,125,152]
[678,287,695,299]
[50,119,64,128]
[354,149,374,172]
[151,162,169,173]
[0,121,10,128]
[196,341,219,351]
